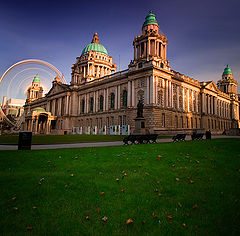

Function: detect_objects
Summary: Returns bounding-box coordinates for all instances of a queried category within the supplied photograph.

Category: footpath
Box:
[0,135,239,151]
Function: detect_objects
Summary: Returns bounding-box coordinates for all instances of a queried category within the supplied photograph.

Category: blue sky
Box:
[0,0,240,95]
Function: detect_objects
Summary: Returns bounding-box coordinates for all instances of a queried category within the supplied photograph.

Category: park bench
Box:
[191,133,204,140]
[172,133,187,142]
[123,134,158,145]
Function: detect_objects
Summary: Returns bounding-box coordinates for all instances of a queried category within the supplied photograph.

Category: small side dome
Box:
[33,74,40,83]
[143,11,159,27]
[223,65,232,75]
[81,32,108,56]
[32,107,46,113]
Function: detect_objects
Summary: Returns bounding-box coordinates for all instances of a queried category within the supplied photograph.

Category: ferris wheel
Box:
[0,59,66,129]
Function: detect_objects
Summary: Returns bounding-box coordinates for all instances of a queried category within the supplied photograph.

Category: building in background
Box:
[23,11,239,135]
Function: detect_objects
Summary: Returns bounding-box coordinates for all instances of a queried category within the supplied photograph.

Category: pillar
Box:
[117,85,120,109]
[176,85,179,109]
[132,81,135,107]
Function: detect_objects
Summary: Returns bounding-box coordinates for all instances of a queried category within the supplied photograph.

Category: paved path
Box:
[0,135,239,151]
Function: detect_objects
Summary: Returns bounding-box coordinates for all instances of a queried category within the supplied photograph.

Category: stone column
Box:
[127,81,131,107]
[182,87,185,111]
[152,76,156,104]
[66,96,69,115]
[201,93,205,113]
[176,85,179,109]
[106,88,109,111]
[115,86,118,109]
[150,76,153,104]
[117,85,120,109]
[187,89,190,112]
[93,92,96,112]
[96,91,99,112]
[192,91,194,112]
[169,81,171,107]
[52,100,56,116]
[146,76,150,104]
[131,81,135,107]
[165,80,168,107]
[58,98,62,116]
[35,117,39,133]
[147,41,150,57]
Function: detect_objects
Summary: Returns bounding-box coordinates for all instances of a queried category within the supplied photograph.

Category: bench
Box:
[172,133,187,142]
[191,133,204,140]
[123,134,158,145]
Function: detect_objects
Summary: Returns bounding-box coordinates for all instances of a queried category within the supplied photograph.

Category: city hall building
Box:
[23,11,240,135]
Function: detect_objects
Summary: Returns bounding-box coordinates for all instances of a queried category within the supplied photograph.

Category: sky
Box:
[0,0,240,98]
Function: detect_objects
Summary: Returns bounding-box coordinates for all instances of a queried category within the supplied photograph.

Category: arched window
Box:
[90,97,94,112]
[110,93,115,109]
[81,99,85,113]
[100,95,104,111]
[123,90,127,107]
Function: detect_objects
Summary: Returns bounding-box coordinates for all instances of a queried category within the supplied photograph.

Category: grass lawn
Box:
[0,134,171,145]
[0,139,239,235]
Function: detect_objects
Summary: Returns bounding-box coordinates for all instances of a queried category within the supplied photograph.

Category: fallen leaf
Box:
[33,206,37,209]
[27,226,33,231]
[158,193,162,197]
[176,178,180,181]
[11,197,16,201]
[13,207,18,211]
[177,202,182,207]
[158,155,162,158]
[86,216,90,220]
[70,174,74,177]
[167,216,173,219]
[193,204,198,209]
[100,192,105,195]
[116,178,119,182]
[64,185,68,188]
[145,172,150,176]
[99,172,103,175]
[182,223,186,227]
[126,218,133,224]
[152,213,157,218]
[133,170,137,173]
[96,209,101,214]
[102,216,108,222]
[121,189,125,193]
[190,180,194,184]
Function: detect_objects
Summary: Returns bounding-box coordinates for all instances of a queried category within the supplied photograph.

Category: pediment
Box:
[204,81,219,92]
[46,82,68,97]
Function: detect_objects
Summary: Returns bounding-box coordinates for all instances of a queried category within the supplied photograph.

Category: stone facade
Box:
[23,11,239,135]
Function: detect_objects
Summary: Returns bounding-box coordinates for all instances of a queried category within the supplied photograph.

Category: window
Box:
[100,95,104,111]
[110,93,115,109]
[191,117,193,128]
[186,117,189,128]
[123,115,127,125]
[195,118,198,128]
[90,97,94,112]
[175,116,178,128]
[107,117,109,127]
[123,90,127,107]
[111,117,114,126]
[119,116,122,126]
[140,80,144,87]
[81,99,85,113]
[162,113,165,127]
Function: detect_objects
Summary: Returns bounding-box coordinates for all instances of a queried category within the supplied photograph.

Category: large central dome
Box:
[81,32,108,56]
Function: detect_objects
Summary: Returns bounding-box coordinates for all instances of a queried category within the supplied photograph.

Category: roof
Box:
[81,33,108,56]
[33,74,40,83]
[32,107,46,113]
[143,11,159,27]
[223,65,232,75]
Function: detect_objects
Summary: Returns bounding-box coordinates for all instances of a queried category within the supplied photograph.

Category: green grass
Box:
[0,139,239,235]
[0,134,171,145]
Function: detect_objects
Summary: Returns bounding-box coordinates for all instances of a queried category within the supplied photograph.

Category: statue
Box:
[137,100,144,118]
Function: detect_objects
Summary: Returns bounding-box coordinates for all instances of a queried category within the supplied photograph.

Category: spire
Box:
[91,32,100,44]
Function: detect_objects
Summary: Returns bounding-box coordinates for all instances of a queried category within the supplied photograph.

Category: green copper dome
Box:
[223,65,232,75]
[33,107,46,113]
[33,74,40,83]
[81,43,108,56]
[143,11,159,27]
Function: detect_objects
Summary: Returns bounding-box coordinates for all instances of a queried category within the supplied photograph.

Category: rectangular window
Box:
[123,115,127,125]
[111,117,114,126]
[175,116,178,128]
[119,116,122,126]
[181,116,183,128]
[186,117,189,128]
[161,113,165,127]
[107,117,109,127]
